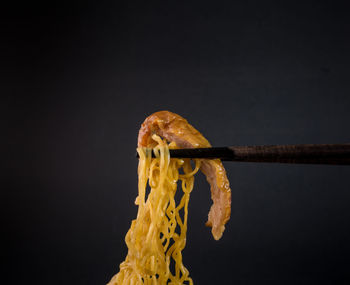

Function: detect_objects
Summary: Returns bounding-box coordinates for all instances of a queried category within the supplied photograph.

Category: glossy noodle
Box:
[108,134,200,285]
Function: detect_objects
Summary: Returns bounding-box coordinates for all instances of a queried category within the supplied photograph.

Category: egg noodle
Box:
[108,134,201,285]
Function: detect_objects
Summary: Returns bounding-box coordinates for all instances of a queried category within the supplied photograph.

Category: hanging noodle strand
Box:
[108,135,200,285]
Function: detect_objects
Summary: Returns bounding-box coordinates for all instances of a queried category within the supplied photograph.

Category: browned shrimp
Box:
[138,111,231,240]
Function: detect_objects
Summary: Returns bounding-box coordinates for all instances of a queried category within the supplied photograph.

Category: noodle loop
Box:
[108,135,200,285]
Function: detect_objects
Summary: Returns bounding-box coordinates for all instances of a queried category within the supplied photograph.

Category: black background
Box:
[3,1,350,284]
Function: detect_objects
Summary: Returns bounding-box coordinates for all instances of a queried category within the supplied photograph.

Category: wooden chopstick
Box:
[137,144,350,165]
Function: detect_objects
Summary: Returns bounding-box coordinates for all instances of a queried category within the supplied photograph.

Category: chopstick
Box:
[136,143,350,165]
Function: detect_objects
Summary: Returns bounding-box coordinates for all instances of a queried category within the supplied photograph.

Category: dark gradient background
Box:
[3,1,350,284]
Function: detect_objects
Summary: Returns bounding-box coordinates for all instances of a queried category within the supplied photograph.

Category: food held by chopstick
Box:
[108,111,231,284]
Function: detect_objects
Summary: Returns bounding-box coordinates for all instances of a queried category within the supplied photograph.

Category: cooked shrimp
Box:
[138,111,231,240]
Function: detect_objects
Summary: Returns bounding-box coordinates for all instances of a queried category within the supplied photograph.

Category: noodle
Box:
[108,135,200,285]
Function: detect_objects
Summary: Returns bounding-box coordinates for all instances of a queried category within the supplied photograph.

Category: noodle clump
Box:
[108,135,200,285]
